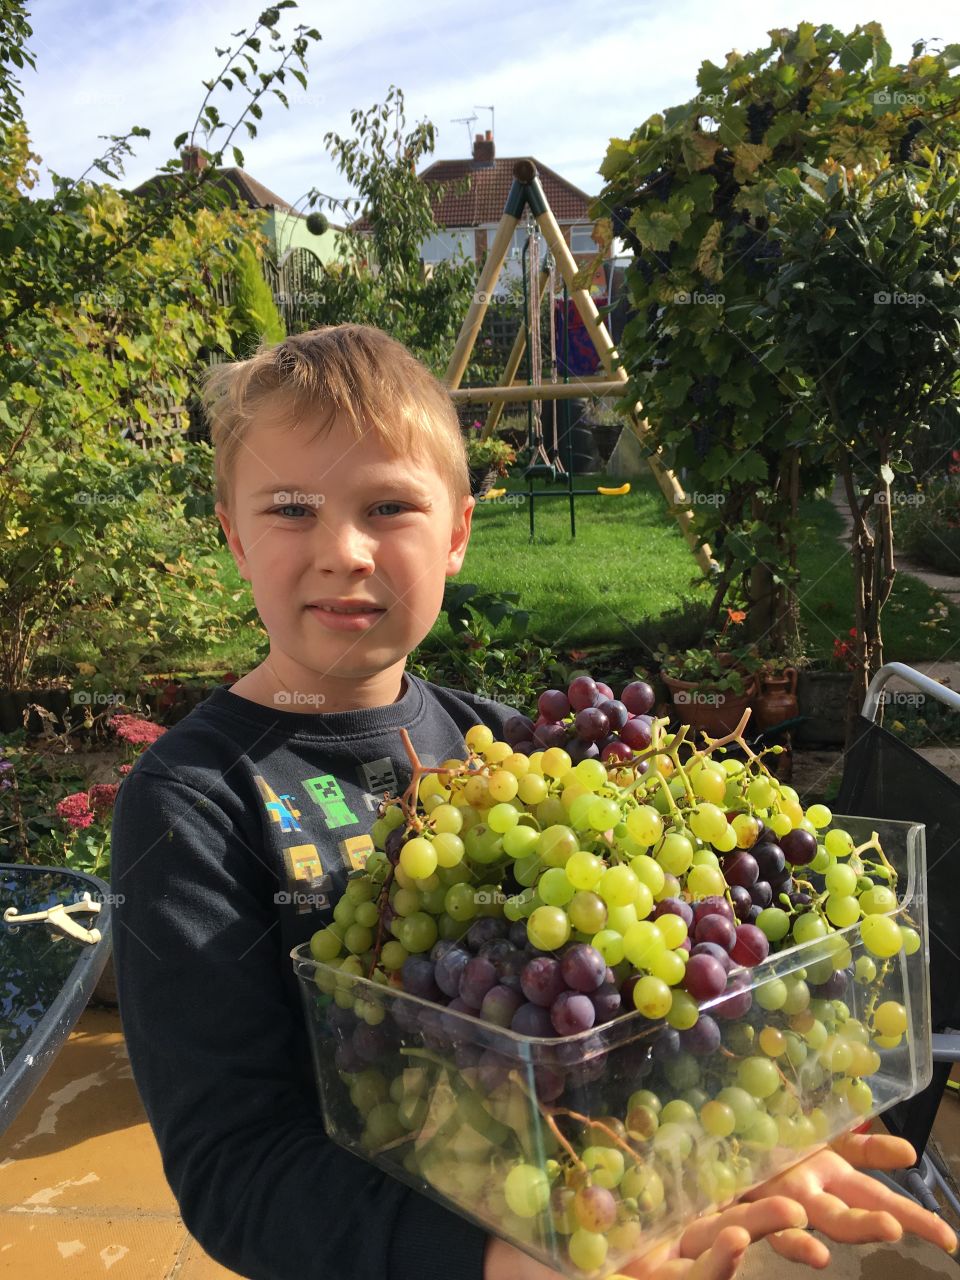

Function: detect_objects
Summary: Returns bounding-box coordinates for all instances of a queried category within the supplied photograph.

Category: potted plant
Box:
[795,629,858,747]
[655,635,761,738]
[464,421,517,496]
[754,654,802,733]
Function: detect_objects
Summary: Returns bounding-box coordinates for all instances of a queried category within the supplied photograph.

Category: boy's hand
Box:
[738,1131,959,1267]
[484,1195,811,1280]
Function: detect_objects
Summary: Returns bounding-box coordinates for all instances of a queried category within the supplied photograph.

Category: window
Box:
[420,228,474,263]
[570,225,597,254]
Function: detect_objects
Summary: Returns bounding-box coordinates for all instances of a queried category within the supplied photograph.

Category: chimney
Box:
[473,129,495,166]
[180,145,208,173]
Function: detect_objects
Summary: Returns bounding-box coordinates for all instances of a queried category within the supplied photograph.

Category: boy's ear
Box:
[445,494,475,576]
[215,501,251,583]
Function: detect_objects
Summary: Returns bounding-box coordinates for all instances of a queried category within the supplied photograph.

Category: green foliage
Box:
[893,475,960,573]
[232,238,286,352]
[291,85,481,376]
[0,4,320,689]
[594,21,960,666]
[755,145,960,707]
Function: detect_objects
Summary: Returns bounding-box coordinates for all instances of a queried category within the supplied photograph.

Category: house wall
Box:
[262,209,345,265]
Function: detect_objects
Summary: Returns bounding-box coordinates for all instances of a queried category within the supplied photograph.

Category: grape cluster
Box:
[303,670,921,1278]
[745,101,777,144]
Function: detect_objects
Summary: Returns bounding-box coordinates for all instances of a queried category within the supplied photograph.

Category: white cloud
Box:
[17,0,959,208]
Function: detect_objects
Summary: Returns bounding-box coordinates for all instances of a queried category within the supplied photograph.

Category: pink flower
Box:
[56,791,94,830]
[109,714,167,746]
[118,763,133,776]
[89,783,120,815]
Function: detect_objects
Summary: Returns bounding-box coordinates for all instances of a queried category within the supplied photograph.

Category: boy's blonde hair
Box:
[199,324,470,513]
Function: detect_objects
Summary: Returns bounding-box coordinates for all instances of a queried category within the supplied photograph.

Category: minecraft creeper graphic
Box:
[304,775,359,830]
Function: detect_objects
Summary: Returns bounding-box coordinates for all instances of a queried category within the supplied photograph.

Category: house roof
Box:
[130,167,346,232]
[351,156,596,233]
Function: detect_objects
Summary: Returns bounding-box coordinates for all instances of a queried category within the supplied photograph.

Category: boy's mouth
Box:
[305,599,387,630]
[306,598,386,616]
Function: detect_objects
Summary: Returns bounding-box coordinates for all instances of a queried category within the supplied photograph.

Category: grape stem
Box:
[506,1071,590,1174]
[368,863,396,978]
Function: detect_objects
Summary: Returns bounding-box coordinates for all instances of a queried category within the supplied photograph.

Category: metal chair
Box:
[833,662,960,1226]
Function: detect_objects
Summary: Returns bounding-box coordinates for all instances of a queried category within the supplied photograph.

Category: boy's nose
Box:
[314,518,375,574]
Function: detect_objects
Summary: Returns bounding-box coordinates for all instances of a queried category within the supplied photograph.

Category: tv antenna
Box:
[451,113,478,152]
[474,105,494,139]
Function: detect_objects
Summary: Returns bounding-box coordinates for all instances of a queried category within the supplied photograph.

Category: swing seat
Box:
[597,483,631,496]
[524,462,556,481]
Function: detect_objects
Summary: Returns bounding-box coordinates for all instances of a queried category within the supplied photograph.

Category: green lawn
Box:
[117,470,960,679]
[793,495,960,664]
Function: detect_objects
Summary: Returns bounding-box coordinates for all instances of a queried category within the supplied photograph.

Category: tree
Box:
[0,1,321,688]
[294,85,481,377]
[594,22,960,663]
[756,150,960,740]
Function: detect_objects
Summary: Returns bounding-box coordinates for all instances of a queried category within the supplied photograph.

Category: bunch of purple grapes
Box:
[400,918,621,1041]
[720,824,817,924]
[502,673,658,765]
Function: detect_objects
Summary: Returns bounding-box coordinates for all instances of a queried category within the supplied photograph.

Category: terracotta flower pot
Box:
[662,672,758,738]
[755,667,799,732]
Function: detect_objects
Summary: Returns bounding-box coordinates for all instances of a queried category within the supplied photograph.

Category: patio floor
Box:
[1,1004,958,1279]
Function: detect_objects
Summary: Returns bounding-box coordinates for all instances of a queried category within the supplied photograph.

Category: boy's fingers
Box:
[840,1174,959,1254]
[766,1227,831,1268]
[678,1196,808,1258]
[806,1191,903,1244]
[830,1131,917,1170]
[688,1226,752,1280]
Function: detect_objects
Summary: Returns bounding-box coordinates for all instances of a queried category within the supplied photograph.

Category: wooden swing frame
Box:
[442,159,715,575]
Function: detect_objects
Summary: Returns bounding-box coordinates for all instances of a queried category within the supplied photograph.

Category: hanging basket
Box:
[468,465,498,498]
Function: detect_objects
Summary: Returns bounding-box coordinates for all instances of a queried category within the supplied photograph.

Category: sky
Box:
[17,0,959,219]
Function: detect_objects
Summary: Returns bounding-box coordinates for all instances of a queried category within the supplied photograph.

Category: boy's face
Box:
[216,406,474,706]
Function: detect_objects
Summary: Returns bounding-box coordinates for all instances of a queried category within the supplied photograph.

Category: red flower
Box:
[118,763,133,776]
[89,783,120,815]
[56,791,94,830]
[848,627,858,638]
[109,714,167,746]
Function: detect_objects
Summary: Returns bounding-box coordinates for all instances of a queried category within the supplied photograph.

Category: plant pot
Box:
[755,667,799,732]
[0,687,74,734]
[796,670,853,746]
[662,673,758,738]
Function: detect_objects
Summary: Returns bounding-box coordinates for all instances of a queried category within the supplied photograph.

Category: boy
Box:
[111,324,955,1280]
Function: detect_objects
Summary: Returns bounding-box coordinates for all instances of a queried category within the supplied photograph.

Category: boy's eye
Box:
[372,501,410,516]
[271,504,309,518]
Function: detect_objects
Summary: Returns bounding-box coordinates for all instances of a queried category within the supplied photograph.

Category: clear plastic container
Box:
[292,815,931,1278]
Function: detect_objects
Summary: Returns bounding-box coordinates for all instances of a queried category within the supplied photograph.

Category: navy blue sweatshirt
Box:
[110,672,519,1280]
